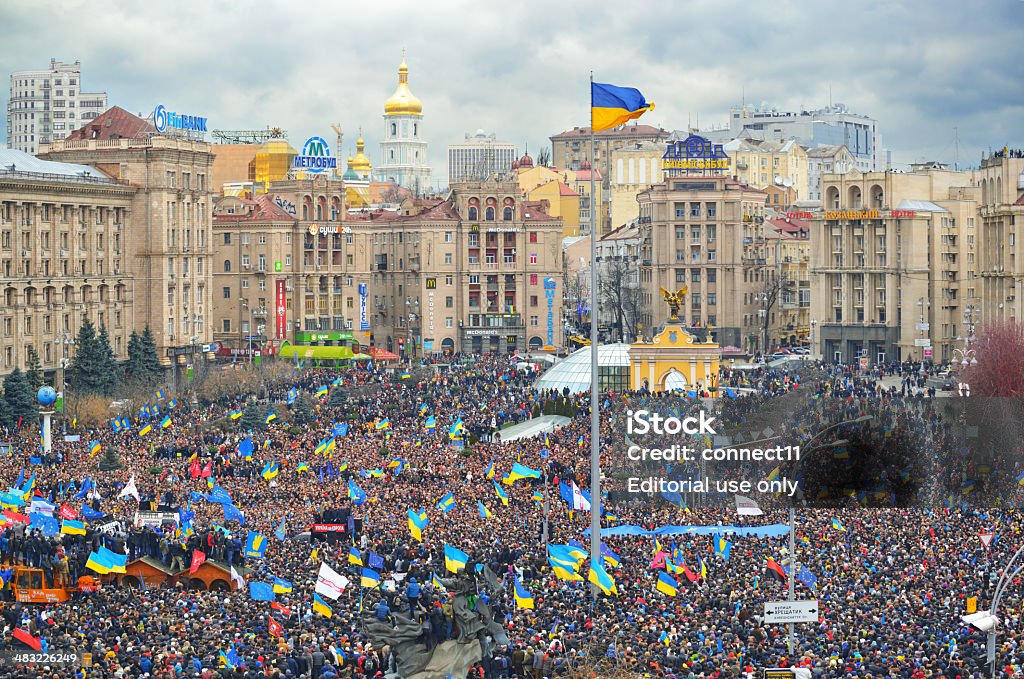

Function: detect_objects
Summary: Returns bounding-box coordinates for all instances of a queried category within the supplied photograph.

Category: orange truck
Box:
[9,567,100,604]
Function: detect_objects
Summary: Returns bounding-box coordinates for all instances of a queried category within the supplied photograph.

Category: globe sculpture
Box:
[37,385,57,406]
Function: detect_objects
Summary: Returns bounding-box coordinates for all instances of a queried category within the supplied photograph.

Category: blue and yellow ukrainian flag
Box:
[296,462,309,473]
[88,441,102,457]
[230,409,243,420]
[591,81,655,132]
[477,501,492,518]
[161,415,172,429]
[360,567,381,588]
[587,559,618,596]
[265,410,277,424]
[312,593,333,618]
[431,573,445,590]
[316,385,329,398]
[349,547,363,566]
[513,576,534,609]
[437,492,456,513]
[407,509,429,542]
[1017,470,1024,487]
[375,418,390,430]
[272,577,292,594]
[831,518,845,532]
[504,462,540,484]
[484,462,495,479]
[493,482,509,507]
[314,439,328,456]
[419,404,429,416]
[61,519,86,536]
[656,572,678,597]
[765,467,780,483]
[138,423,153,437]
[444,544,469,573]
[261,461,280,481]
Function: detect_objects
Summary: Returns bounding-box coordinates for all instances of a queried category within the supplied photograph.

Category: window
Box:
[223,287,231,299]
[223,259,231,272]
[444,231,453,243]
[529,274,538,285]
[285,254,292,267]
[708,293,717,306]
[223,233,231,245]
[444,253,453,265]
[223,319,231,332]
[445,275,453,285]
[485,207,495,221]
[468,206,478,221]
[529,253,537,264]
[529,232,538,243]
[530,315,539,327]
[530,295,538,306]
[503,207,513,221]
[707,270,716,283]
[675,269,686,283]
[691,270,700,282]
[241,278,249,289]
[445,317,454,328]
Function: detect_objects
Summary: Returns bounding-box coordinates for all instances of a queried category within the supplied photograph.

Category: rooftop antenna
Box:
[954,127,960,171]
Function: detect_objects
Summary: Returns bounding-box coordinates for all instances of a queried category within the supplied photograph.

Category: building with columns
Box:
[0,149,135,384]
[377,54,432,196]
[40,106,216,376]
[977,151,1024,325]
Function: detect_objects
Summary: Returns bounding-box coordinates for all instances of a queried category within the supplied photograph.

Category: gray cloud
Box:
[1,0,1022,184]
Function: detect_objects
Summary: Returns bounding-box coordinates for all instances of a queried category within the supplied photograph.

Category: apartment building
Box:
[7,59,107,154]
[637,171,769,350]
[362,177,564,355]
[40,106,216,369]
[809,168,979,364]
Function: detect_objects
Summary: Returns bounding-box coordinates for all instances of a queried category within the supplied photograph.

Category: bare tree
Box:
[536,146,551,167]
[599,259,640,342]
[758,272,783,353]
[562,254,589,336]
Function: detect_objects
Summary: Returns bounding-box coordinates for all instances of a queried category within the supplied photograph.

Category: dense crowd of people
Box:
[0,354,1021,679]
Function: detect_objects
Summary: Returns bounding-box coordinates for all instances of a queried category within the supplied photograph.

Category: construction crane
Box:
[330,124,344,161]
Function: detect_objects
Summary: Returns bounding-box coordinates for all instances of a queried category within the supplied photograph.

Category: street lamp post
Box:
[963,543,1024,679]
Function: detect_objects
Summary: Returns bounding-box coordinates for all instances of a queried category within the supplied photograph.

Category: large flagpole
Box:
[588,72,602,599]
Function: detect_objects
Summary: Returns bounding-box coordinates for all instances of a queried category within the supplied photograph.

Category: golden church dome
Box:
[350,137,373,173]
[384,54,423,116]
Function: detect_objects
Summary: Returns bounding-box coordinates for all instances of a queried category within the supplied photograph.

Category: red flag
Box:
[268,615,283,638]
[190,549,206,574]
[189,459,201,479]
[3,509,29,525]
[200,462,213,479]
[13,628,41,651]
[270,601,292,616]
[765,558,788,583]
[58,504,78,520]
[682,564,699,584]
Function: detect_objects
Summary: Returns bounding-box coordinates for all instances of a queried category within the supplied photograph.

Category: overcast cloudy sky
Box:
[2,0,1022,187]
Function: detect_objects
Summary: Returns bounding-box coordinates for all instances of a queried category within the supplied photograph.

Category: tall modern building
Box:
[7,59,107,154]
[702,104,884,172]
[377,54,432,196]
[447,130,516,185]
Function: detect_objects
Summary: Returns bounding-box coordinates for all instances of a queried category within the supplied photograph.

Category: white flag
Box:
[314,562,350,600]
[571,482,591,511]
[230,565,245,590]
[118,475,140,502]
[735,494,763,516]
[29,499,56,516]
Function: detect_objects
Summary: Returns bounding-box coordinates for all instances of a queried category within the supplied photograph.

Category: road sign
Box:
[914,338,931,347]
[917,322,930,331]
[764,599,819,623]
